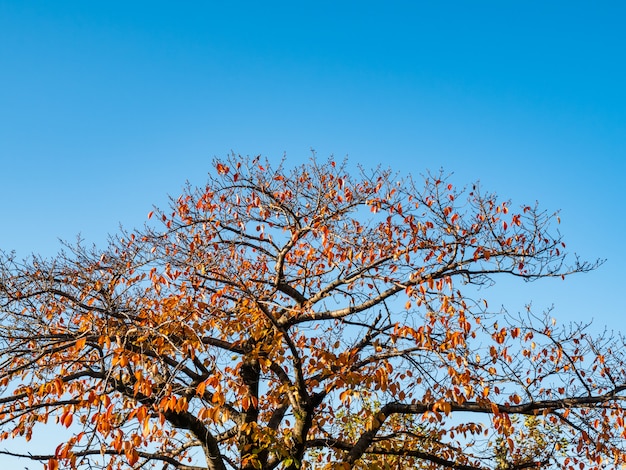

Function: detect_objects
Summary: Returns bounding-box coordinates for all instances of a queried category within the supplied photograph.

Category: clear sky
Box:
[1,0,625,465]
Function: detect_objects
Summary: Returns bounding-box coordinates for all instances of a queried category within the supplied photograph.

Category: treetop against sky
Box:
[0,156,624,470]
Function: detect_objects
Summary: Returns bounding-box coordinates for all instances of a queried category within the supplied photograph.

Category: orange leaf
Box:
[197,380,207,397]
[75,337,86,351]
[142,418,151,437]
[127,448,139,465]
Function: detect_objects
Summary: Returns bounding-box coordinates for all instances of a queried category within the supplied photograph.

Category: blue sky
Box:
[1,0,625,464]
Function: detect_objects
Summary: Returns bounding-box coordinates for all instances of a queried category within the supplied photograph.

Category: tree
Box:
[0,155,624,470]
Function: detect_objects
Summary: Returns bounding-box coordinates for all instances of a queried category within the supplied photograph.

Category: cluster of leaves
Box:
[0,155,624,470]
[493,415,569,469]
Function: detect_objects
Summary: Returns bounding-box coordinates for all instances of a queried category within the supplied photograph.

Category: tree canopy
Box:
[0,156,624,470]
